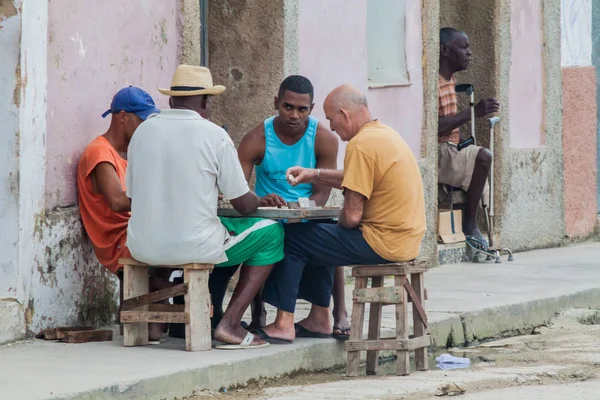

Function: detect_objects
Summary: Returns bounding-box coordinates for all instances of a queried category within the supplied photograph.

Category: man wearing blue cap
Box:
[77,86,167,341]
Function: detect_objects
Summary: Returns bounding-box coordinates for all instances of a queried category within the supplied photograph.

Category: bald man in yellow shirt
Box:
[255,84,426,344]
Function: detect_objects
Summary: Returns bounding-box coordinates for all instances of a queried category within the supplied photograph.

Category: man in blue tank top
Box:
[209,76,350,338]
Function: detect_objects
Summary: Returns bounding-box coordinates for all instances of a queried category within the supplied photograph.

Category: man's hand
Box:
[286,166,318,186]
[475,98,500,118]
[260,193,287,207]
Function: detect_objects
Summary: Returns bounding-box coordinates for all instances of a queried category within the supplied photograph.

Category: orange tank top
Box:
[77,136,130,274]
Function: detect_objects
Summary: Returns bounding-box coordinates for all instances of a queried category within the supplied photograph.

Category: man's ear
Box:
[440,44,450,58]
[274,96,279,110]
[310,102,315,114]
[169,97,174,108]
[340,108,351,122]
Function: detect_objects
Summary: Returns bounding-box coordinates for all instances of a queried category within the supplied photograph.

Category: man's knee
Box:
[476,147,492,169]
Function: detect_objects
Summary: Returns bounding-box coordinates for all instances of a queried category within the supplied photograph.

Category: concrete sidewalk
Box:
[3,243,600,400]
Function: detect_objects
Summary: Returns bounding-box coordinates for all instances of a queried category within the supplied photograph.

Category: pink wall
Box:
[562,67,598,238]
[46,0,181,208]
[367,0,423,157]
[509,0,544,148]
[298,0,423,166]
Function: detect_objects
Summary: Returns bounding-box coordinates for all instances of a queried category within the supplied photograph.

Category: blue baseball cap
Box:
[101,86,160,120]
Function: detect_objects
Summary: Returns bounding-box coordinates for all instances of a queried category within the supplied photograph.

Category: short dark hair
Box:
[170,94,209,108]
[440,27,464,46]
[278,75,314,102]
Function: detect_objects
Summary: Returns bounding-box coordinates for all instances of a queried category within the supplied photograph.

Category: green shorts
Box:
[217,217,284,267]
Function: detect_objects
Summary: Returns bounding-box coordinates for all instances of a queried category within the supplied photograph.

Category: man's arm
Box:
[92,162,131,212]
[338,189,365,229]
[218,135,260,214]
[237,125,264,182]
[438,109,471,136]
[287,167,344,190]
[438,98,501,136]
[229,191,260,215]
[237,125,287,207]
[311,124,339,207]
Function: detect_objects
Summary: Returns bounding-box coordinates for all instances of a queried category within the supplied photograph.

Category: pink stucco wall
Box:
[298,0,423,165]
[46,0,181,208]
[562,67,597,238]
[509,0,544,148]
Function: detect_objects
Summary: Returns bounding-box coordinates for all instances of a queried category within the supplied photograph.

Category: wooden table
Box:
[217,206,341,220]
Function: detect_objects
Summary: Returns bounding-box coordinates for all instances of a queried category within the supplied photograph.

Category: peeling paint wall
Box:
[31,209,118,332]
[0,0,25,344]
[19,0,49,340]
[45,0,180,208]
[1,0,184,344]
[497,0,564,250]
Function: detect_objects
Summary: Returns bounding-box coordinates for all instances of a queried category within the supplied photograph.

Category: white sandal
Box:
[215,331,270,350]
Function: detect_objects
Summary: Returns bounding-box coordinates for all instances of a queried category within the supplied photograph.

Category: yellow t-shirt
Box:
[341,120,426,262]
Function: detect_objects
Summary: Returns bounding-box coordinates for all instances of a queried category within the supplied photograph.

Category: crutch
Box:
[454,84,513,263]
[455,84,490,241]
[487,117,513,263]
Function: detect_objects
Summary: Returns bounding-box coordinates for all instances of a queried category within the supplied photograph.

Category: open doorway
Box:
[439,1,499,148]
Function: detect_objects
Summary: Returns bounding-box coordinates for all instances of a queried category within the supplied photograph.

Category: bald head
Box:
[323,84,373,141]
[324,84,368,113]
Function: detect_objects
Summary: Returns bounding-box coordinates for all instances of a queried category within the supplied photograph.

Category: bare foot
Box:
[333,309,350,333]
[260,323,296,342]
[464,226,487,241]
[149,323,166,341]
[297,318,332,336]
[214,321,266,346]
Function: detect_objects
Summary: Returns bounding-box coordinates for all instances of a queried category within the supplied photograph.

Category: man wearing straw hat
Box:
[126,65,284,349]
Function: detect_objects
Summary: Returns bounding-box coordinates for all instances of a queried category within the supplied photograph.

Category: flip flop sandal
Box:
[212,321,252,338]
[254,328,293,344]
[295,323,332,339]
[465,236,489,251]
[149,332,168,345]
[332,326,350,341]
[215,331,270,350]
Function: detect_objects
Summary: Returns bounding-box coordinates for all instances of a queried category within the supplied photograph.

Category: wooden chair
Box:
[118,258,213,351]
[345,261,430,376]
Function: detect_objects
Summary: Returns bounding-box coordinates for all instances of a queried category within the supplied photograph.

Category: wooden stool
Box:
[118,258,214,351]
[345,261,430,376]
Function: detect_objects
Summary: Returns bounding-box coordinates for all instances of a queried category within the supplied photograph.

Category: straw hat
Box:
[158,65,226,96]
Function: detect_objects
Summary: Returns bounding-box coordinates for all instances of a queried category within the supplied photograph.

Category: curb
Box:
[54,287,600,400]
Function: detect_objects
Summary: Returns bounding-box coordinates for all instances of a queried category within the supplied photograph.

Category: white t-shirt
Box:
[126,109,250,265]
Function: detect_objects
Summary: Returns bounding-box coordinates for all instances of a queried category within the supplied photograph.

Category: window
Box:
[367,0,410,87]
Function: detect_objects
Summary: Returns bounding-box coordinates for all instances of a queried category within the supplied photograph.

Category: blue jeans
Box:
[262,222,390,313]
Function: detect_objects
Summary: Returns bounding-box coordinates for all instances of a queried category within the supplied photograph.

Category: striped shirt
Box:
[438,75,460,144]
